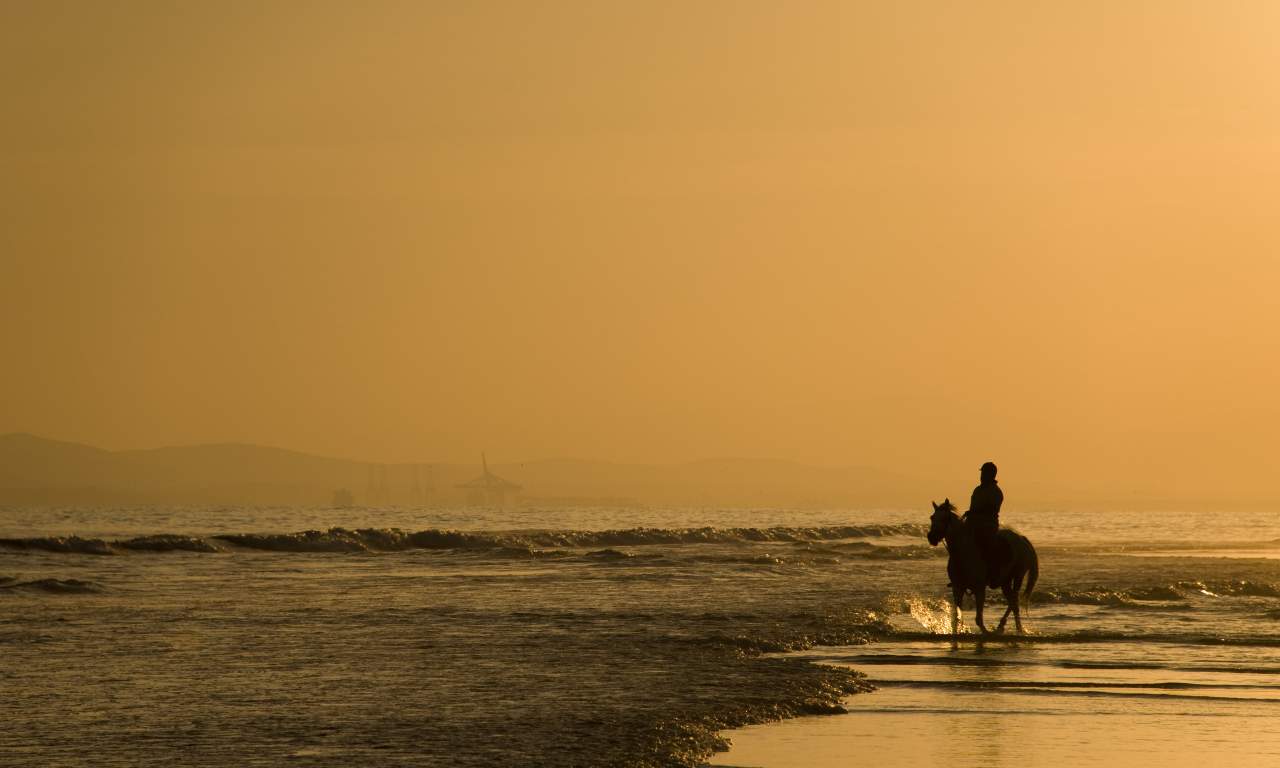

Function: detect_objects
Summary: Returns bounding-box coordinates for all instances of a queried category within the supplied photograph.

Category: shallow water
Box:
[3,506,1280,767]
[710,639,1280,767]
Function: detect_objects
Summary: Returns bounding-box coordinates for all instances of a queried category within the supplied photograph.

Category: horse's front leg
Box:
[975,588,989,635]
[951,586,964,636]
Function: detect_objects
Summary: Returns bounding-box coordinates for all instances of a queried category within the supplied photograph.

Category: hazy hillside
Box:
[1,434,1273,511]
[0,433,940,508]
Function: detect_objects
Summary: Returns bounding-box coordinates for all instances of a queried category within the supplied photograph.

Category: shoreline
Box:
[707,636,1280,768]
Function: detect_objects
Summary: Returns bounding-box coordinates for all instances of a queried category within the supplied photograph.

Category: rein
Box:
[935,511,955,553]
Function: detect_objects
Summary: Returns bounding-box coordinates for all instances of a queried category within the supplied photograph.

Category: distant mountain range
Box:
[0,433,1271,511]
[0,433,935,509]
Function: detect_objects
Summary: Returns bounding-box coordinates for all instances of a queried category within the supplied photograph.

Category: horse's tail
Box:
[1022,536,1039,617]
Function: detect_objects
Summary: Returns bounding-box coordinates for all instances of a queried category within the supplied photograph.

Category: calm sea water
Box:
[3,506,1280,767]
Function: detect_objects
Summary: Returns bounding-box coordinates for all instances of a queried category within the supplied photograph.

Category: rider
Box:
[965,462,1004,588]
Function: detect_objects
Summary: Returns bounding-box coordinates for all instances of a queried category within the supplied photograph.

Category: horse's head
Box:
[927,499,957,546]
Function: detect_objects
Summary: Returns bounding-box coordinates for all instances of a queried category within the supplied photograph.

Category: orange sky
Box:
[2,2,1279,495]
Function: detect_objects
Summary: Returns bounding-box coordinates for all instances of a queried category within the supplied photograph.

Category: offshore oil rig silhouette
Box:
[408,465,436,507]
[364,463,436,507]
[365,465,391,506]
[357,455,517,507]
[456,453,522,507]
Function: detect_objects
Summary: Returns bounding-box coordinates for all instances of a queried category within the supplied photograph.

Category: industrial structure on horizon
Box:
[456,454,522,506]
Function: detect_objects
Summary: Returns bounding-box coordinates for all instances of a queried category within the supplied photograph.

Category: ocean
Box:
[3,506,1280,767]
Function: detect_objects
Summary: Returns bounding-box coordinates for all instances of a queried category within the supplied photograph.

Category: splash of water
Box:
[908,596,965,634]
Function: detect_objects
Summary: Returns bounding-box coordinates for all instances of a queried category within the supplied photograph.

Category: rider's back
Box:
[966,481,1003,524]
[966,478,1004,587]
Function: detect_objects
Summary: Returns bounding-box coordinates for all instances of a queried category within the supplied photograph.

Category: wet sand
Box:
[708,638,1280,767]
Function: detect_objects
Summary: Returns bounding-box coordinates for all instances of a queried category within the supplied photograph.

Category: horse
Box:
[927,499,1039,635]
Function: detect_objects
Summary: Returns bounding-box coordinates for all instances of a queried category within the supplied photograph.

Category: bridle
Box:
[928,507,955,551]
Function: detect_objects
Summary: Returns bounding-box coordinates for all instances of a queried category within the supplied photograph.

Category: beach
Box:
[8,5,1280,766]
[4,506,1280,766]
[710,638,1280,768]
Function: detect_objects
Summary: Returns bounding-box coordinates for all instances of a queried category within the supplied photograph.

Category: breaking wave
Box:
[1179,580,1280,598]
[1034,586,1187,607]
[215,528,415,553]
[0,578,103,594]
[583,548,635,560]
[213,523,927,554]
[0,535,120,555]
[117,535,221,553]
[1029,581,1280,607]
[0,535,221,555]
[1,524,925,556]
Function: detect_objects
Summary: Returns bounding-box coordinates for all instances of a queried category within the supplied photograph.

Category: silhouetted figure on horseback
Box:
[926,462,1038,634]
[966,462,1006,589]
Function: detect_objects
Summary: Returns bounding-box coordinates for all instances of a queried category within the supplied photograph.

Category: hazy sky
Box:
[3,2,1279,494]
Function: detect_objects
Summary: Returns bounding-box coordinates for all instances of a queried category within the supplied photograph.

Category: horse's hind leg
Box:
[1010,573,1025,634]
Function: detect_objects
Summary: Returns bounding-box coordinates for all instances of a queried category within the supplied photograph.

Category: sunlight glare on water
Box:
[906,596,961,635]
